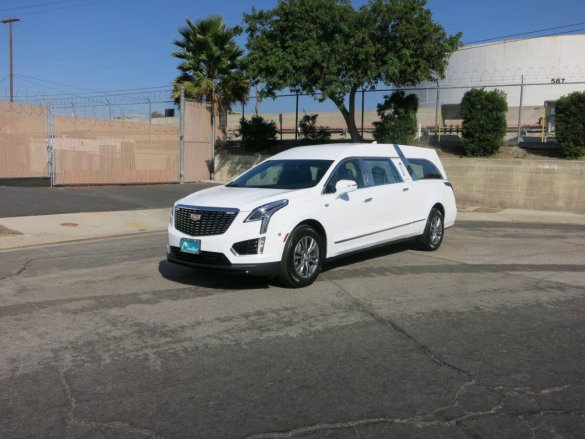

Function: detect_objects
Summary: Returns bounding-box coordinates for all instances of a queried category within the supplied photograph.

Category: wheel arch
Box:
[432,202,445,218]
[295,219,328,259]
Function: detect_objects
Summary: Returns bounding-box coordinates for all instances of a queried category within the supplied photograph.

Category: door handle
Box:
[364,197,373,203]
[402,187,409,192]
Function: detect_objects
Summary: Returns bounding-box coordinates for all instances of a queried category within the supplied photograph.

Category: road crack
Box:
[59,366,163,439]
[326,277,489,386]
[242,398,504,438]
[0,258,32,281]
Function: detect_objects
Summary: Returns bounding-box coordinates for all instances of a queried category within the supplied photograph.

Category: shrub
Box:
[460,88,508,156]
[238,116,278,151]
[555,91,585,159]
[373,91,419,144]
[299,113,331,142]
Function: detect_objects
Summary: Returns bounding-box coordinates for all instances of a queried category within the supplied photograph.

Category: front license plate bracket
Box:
[180,238,201,254]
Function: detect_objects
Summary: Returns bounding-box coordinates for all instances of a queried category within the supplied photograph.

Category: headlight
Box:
[245,199,289,234]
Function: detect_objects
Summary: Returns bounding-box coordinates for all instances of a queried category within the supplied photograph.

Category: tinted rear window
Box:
[409,158,443,180]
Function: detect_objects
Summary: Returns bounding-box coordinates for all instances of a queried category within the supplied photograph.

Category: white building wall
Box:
[413,34,585,107]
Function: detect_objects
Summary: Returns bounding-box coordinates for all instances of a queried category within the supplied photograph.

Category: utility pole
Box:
[1,18,21,102]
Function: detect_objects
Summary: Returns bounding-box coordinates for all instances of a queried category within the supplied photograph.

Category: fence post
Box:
[147,98,152,125]
[361,88,365,139]
[516,75,524,146]
[47,105,56,187]
[434,82,440,145]
[295,93,299,143]
[179,86,185,184]
[211,102,216,180]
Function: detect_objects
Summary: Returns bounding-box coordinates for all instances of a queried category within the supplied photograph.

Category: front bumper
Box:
[167,209,290,277]
[166,246,281,276]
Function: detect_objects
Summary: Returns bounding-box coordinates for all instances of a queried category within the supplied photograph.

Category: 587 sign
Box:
[551,78,566,84]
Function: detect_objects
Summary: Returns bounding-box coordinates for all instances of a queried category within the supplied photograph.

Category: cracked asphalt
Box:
[1,221,584,438]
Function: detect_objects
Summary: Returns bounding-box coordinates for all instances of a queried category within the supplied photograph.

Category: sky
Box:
[0,0,584,114]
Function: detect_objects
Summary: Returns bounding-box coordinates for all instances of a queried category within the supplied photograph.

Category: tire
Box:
[417,208,444,251]
[279,225,323,288]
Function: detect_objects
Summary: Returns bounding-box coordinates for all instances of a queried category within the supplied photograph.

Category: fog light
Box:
[231,237,266,256]
[258,237,266,254]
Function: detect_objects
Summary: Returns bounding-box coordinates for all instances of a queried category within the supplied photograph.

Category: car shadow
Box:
[159,240,416,290]
[322,240,414,273]
[158,260,275,290]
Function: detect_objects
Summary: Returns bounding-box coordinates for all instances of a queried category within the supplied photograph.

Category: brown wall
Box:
[214,151,585,214]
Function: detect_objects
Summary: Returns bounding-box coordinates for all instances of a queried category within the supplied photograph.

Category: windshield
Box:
[227,159,334,189]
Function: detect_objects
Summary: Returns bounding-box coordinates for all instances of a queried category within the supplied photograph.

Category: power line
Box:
[4,85,173,100]
[463,21,585,45]
[0,0,114,17]
[15,74,103,93]
[0,0,77,12]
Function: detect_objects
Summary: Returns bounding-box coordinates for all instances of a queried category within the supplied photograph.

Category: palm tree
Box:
[172,16,249,111]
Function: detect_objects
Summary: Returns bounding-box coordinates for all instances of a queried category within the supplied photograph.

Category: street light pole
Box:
[1,18,21,102]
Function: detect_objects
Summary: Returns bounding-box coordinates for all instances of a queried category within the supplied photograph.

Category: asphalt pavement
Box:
[2,182,585,438]
[0,182,215,217]
[1,222,584,438]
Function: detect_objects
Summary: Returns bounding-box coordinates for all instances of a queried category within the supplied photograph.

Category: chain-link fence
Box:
[0,89,214,185]
[227,80,585,147]
[2,80,584,185]
[0,102,48,179]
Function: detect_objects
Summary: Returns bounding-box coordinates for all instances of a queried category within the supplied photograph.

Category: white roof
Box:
[271,143,440,162]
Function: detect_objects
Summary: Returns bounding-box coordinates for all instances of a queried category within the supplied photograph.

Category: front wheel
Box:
[417,208,444,251]
[279,225,323,288]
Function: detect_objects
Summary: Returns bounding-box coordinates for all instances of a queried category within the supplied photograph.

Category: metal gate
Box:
[52,116,180,186]
[182,100,213,182]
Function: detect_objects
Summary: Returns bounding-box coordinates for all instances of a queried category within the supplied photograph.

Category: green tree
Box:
[460,89,508,157]
[244,0,460,142]
[172,16,249,110]
[373,91,419,144]
[555,92,585,159]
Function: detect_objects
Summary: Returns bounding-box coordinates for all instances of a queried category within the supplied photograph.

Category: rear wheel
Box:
[279,225,323,288]
[417,208,444,251]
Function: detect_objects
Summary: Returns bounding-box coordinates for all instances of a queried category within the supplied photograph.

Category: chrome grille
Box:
[175,206,239,236]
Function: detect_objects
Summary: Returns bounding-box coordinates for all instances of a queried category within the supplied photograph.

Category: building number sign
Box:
[550,78,566,84]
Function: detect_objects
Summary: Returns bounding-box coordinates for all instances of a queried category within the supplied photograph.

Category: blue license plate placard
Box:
[180,238,201,255]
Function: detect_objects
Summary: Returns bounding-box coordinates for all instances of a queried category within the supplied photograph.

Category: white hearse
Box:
[167,143,456,287]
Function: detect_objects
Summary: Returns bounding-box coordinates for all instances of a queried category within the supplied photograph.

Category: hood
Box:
[175,185,311,212]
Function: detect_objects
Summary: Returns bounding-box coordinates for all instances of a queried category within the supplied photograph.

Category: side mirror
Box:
[335,179,358,195]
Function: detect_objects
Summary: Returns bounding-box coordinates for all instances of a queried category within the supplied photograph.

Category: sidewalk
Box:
[0,209,171,250]
[1,205,584,251]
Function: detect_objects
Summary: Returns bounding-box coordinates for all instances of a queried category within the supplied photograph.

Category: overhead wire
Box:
[463,21,585,45]
[0,0,114,16]
[0,0,78,12]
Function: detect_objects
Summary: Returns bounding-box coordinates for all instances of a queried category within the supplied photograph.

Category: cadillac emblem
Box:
[189,213,202,221]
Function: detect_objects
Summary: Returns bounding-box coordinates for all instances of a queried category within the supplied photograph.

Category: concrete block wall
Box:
[214,151,585,214]
[443,159,585,213]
